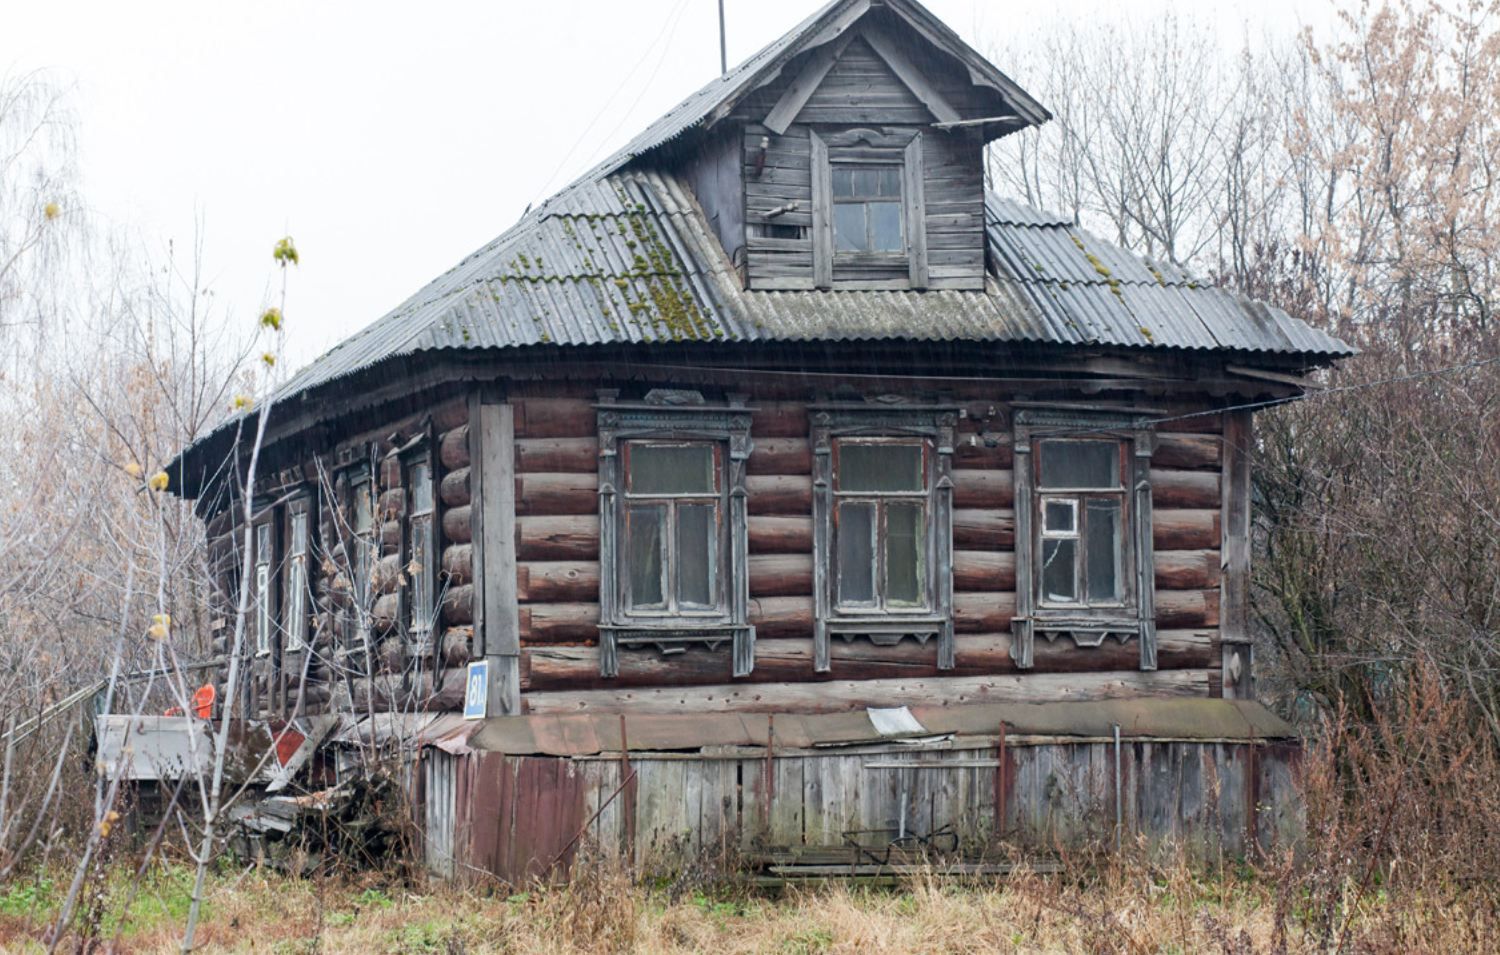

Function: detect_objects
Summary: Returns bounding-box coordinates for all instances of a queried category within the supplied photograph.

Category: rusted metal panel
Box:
[467,699,1296,757]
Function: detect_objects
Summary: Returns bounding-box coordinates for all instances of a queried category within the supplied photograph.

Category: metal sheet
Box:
[463,698,1296,757]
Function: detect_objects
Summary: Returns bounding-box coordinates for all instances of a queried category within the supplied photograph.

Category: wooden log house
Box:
[167,0,1351,880]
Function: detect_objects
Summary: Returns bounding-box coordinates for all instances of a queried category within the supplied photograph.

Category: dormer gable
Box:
[667,0,1051,293]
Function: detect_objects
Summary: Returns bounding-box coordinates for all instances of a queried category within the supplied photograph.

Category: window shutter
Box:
[810,130,833,289]
[904,133,928,289]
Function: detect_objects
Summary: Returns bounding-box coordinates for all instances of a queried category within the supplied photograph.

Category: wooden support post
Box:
[471,389,521,716]
[619,715,635,868]
[995,721,1007,842]
[763,714,776,838]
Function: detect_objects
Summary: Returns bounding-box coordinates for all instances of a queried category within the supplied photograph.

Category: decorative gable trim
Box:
[762,22,962,137]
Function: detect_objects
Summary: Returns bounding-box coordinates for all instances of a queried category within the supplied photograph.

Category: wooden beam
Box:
[1220,410,1254,699]
[763,33,855,135]
[521,669,1214,716]
[474,393,521,715]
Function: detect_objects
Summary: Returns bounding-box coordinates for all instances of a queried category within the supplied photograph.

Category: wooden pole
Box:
[718,0,728,75]
[762,714,775,838]
[619,715,635,868]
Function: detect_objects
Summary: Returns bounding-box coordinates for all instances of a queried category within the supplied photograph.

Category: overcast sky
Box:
[2,0,1337,372]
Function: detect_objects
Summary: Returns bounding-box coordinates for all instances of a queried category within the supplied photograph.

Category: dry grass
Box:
[1,851,1495,954]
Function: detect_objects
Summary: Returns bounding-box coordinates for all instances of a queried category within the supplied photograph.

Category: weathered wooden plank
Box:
[749,553,813,597]
[1153,510,1218,550]
[1154,433,1220,470]
[516,516,599,560]
[514,398,595,439]
[515,473,598,516]
[519,602,598,644]
[748,437,812,475]
[951,469,1013,509]
[746,475,811,515]
[521,669,1215,715]
[517,561,599,603]
[749,515,813,553]
[1150,469,1221,509]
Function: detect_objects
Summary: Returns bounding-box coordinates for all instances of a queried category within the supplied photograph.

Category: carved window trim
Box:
[252,505,278,659]
[811,401,957,672]
[403,447,438,654]
[1011,408,1157,671]
[596,390,754,679]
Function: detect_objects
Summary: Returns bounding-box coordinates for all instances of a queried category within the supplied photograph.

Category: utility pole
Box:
[719,0,728,75]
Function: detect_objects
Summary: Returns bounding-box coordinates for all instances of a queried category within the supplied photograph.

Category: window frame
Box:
[619,440,726,618]
[1011,409,1158,671]
[404,451,438,650]
[830,162,905,254]
[284,496,313,653]
[345,466,377,647]
[810,128,928,290]
[252,509,278,659]
[811,403,957,673]
[596,391,754,679]
[830,437,931,613]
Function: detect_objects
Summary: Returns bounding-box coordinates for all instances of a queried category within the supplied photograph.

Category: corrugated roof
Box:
[270,169,1350,404]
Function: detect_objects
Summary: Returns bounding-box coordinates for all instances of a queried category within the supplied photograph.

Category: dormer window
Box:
[832,165,903,253]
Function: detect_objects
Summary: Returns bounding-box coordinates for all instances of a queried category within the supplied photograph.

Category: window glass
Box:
[838,443,923,493]
[833,204,866,252]
[255,523,273,654]
[885,502,923,606]
[410,463,433,512]
[628,444,716,495]
[837,502,876,605]
[1044,500,1076,533]
[1038,440,1120,489]
[627,506,666,608]
[1085,499,1122,601]
[1042,538,1077,602]
[288,511,309,649]
[676,504,716,607]
[869,203,903,252]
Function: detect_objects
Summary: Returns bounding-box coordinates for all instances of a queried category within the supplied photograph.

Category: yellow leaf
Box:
[124,462,143,479]
[148,471,169,492]
[43,202,60,220]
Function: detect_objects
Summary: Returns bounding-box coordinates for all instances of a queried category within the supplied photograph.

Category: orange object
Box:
[193,684,215,719]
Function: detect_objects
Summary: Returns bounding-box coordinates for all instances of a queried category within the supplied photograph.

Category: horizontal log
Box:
[521,630,1217,691]
[440,425,470,470]
[520,602,598,644]
[372,554,402,596]
[749,515,812,554]
[377,487,405,520]
[1153,433,1220,470]
[440,626,473,667]
[1158,413,1222,434]
[953,509,1013,549]
[1155,550,1220,591]
[517,561,598,603]
[372,593,399,632]
[522,668,1215,715]
[517,437,597,473]
[951,469,1013,509]
[1153,510,1218,550]
[516,473,597,516]
[440,467,471,507]
[517,515,599,560]
[954,551,1015,591]
[432,401,469,433]
[349,669,469,713]
[746,475,810,515]
[516,398,595,438]
[1157,589,1219,628]
[954,591,1015,632]
[1150,469,1220,509]
[442,543,473,586]
[750,403,809,438]
[748,437,812,475]
[749,553,813,597]
[443,506,473,544]
[442,583,474,626]
[380,520,402,553]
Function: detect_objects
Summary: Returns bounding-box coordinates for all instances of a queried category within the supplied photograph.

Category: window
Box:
[833,440,927,610]
[811,404,957,673]
[406,459,437,641]
[1036,441,1126,607]
[809,129,927,289]
[1011,410,1158,671]
[285,505,311,651]
[832,165,903,253]
[350,474,375,614]
[254,520,274,656]
[622,442,722,614]
[596,392,754,679]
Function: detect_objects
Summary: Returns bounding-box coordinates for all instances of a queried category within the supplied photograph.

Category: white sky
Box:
[1,0,1336,373]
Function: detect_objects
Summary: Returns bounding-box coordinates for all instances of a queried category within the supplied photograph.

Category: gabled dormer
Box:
[671,0,1050,292]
